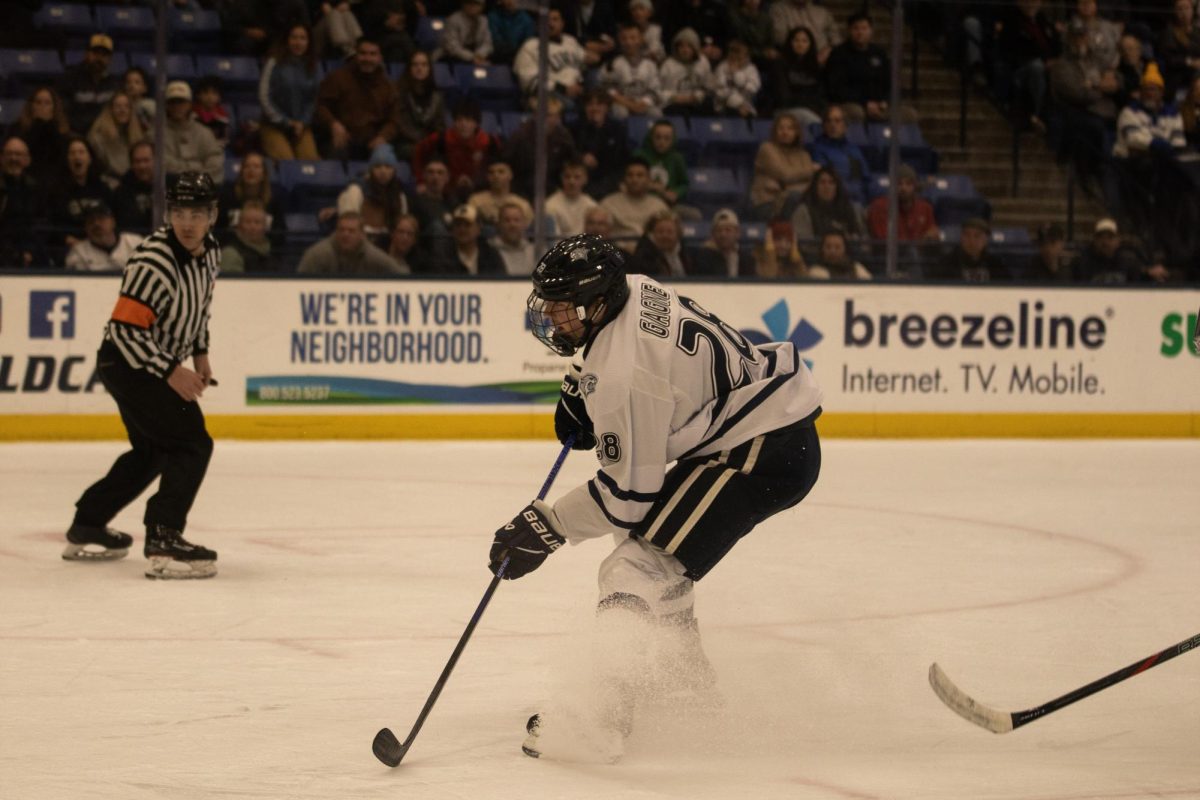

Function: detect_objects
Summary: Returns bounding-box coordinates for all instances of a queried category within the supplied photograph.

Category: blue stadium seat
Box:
[168,7,222,52]
[453,64,518,111]
[66,50,129,73]
[196,55,260,87]
[990,227,1032,247]
[925,174,991,227]
[387,61,406,80]
[0,98,22,127]
[498,111,529,138]
[680,220,710,242]
[130,52,196,80]
[169,7,221,37]
[284,212,322,236]
[687,167,744,212]
[479,110,502,136]
[626,114,688,148]
[432,62,457,91]
[0,49,64,83]
[742,221,767,244]
[751,117,775,142]
[416,17,445,52]
[324,58,349,76]
[867,123,939,175]
[690,116,759,168]
[33,3,94,34]
[96,5,155,38]
[278,160,348,212]
[235,102,262,126]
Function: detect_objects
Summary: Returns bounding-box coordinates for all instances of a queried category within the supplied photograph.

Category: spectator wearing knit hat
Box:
[865,164,938,242]
[1113,63,1187,159]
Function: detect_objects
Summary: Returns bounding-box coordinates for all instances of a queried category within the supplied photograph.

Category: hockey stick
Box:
[372,438,575,767]
[929,631,1200,734]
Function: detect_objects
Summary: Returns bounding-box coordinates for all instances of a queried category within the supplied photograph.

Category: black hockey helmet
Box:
[527,234,629,356]
[166,171,218,209]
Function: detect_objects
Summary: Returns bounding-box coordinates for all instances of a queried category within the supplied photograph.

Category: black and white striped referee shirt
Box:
[105,225,221,378]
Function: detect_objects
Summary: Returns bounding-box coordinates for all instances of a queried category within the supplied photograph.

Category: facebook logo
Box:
[29,291,76,339]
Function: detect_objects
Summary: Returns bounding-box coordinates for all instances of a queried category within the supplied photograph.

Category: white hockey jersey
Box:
[553,275,823,543]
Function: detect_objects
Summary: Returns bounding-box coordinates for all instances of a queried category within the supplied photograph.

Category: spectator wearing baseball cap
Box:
[58,33,121,134]
[1027,222,1077,283]
[1077,217,1169,283]
[928,216,1007,282]
[162,81,225,184]
[64,202,144,272]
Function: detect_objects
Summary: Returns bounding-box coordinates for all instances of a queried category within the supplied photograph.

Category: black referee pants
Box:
[74,341,213,534]
[637,414,822,581]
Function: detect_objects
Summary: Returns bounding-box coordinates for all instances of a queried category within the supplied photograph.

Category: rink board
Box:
[0,274,1196,439]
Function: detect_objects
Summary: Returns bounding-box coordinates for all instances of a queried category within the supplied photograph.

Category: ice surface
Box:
[2,439,1198,799]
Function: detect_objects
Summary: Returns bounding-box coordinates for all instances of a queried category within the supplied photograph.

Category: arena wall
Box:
[1,274,1196,440]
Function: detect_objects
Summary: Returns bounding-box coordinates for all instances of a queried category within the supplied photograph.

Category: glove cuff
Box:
[531,499,566,541]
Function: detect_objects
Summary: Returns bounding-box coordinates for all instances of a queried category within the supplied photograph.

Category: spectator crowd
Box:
[0,0,1195,283]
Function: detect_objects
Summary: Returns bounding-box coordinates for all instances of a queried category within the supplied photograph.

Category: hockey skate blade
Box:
[521,712,623,764]
[62,543,129,561]
[144,557,217,580]
[928,663,1014,734]
[372,727,405,767]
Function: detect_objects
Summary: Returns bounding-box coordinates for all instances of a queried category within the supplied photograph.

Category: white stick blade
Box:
[928,663,1014,734]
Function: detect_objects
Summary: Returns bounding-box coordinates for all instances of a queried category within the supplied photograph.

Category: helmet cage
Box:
[526,235,628,357]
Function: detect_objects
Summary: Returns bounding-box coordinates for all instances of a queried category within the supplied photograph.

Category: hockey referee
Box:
[63,172,222,580]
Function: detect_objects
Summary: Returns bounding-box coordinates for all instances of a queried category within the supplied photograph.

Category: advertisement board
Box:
[0,274,1196,439]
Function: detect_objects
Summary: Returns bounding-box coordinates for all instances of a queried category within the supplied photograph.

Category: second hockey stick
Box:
[929,631,1200,733]
[372,438,575,768]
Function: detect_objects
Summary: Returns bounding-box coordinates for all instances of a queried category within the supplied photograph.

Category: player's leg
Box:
[102,364,218,578]
[64,359,165,561]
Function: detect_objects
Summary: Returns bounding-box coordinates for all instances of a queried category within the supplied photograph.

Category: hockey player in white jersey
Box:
[487,234,824,760]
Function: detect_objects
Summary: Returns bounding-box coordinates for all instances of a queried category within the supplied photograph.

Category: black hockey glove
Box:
[489,500,566,580]
[555,367,597,451]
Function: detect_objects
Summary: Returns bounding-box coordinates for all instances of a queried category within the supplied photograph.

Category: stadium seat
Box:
[0,49,64,84]
[680,220,710,242]
[751,117,774,142]
[324,58,349,76]
[742,221,767,243]
[32,3,94,34]
[415,17,445,52]
[453,64,518,112]
[95,5,155,38]
[278,160,348,212]
[498,111,529,138]
[130,52,196,80]
[687,167,744,213]
[387,61,406,80]
[235,102,262,126]
[0,98,22,127]
[284,212,322,237]
[925,174,991,227]
[168,7,222,52]
[690,116,759,169]
[626,114,687,148]
[867,123,939,175]
[196,55,260,88]
[65,50,129,73]
[990,227,1032,246]
[479,110,502,136]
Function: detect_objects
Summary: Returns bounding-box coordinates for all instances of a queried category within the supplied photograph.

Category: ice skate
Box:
[658,618,724,710]
[61,524,133,561]
[521,710,626,764]
[144,524,217,579]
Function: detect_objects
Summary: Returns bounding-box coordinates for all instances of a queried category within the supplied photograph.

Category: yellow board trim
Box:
[0,413,1196,441]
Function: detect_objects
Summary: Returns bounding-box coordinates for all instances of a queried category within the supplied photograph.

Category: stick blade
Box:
[372,727,405,767]
[928,663,1014,734]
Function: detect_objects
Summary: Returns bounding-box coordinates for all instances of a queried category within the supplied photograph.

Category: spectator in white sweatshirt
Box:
[712,39,762,117]
[600,24,663,120]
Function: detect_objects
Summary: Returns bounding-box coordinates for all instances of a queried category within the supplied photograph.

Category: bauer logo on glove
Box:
[489,500,566,579]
